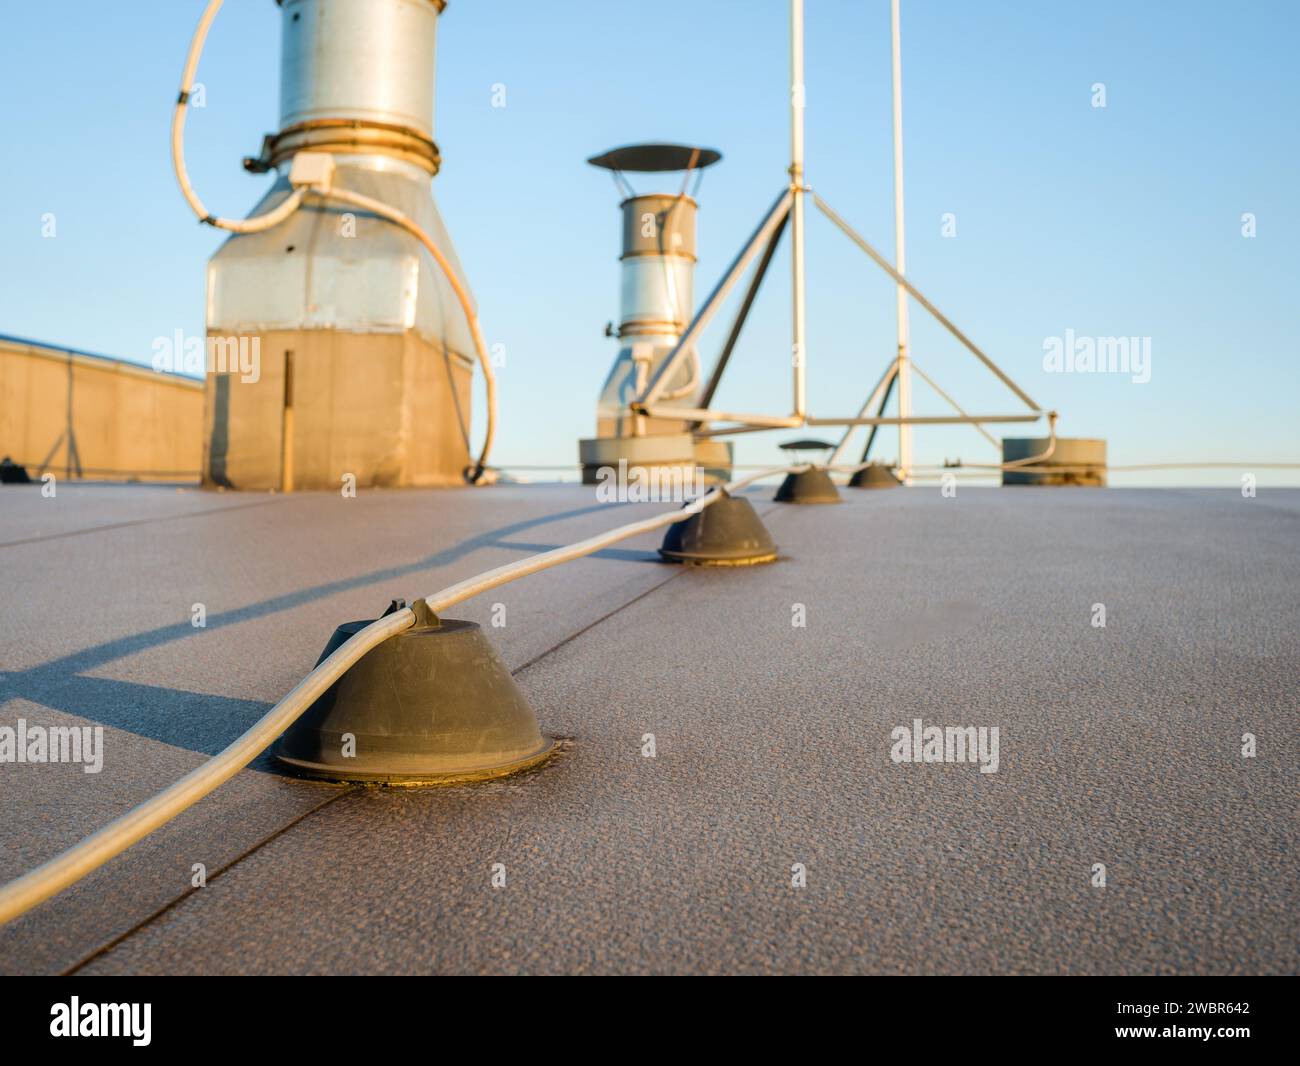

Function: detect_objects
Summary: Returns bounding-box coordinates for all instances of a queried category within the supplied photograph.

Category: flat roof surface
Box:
[1,482,1296,975]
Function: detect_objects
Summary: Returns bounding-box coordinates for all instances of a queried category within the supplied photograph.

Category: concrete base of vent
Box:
[274,602,555,786]
[204,329,473,491]
[578,433,732,485]
[774,466,841,504]
[1002,437,1107,486]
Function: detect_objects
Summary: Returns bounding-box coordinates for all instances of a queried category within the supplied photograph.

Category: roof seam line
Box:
[59,788,352,975]
[509,497,786,679]
[0,496,295,551]
[510,569,689,678]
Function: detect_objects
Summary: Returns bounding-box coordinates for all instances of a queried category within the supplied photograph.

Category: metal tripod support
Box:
[629,0,1049,471]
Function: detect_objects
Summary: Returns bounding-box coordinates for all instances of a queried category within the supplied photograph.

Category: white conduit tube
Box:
[0,466,796,927]
[0,610,413,929]
[1000,411,1058,471]
[171,0,496,480]
[901,462,1300,475]
[171,0,307,234]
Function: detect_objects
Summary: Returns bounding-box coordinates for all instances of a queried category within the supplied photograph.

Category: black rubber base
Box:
[0,457,32,484]
[773,466,841,504]
[848,464,902,489]
[274,606,554,785]
[659,492,778,566]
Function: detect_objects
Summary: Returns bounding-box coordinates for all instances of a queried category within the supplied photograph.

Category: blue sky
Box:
[1,0,1296,485]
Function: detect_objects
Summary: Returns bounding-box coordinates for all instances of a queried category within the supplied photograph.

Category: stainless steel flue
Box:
[586,144,721,439]
[205,0,473,490]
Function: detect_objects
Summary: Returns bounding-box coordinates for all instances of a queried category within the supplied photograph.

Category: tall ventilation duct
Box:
[579,144,732,484]
[204,0,474,489]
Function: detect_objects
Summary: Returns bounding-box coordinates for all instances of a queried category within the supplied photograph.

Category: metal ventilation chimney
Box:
[578,144,732,484]
[204,0,474,490]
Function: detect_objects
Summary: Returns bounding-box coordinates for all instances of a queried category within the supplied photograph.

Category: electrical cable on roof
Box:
[0,463,804,926]
[171,0,306,235]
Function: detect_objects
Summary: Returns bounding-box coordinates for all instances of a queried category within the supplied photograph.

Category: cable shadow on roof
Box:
[3,500,656,763]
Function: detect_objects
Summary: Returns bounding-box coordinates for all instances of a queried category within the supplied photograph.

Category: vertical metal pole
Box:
[790,0,808,419]
[280,350,295,494]
[890,0,912,483]
[64,356,74,480]
[632,346,650,437]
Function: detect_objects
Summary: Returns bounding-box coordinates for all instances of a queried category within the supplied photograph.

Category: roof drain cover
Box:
[659,491,778,566]
[274,601,555,786]
[848,463,902,489]
[773,466,842,504]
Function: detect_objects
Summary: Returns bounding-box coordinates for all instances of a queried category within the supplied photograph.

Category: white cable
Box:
[171,0,307,234]
[0,465,796,927]
[1000,411,1058,470]
[0,608,414,927]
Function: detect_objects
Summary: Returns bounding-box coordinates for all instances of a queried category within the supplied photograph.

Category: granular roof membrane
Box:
[1,482,1296,974]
